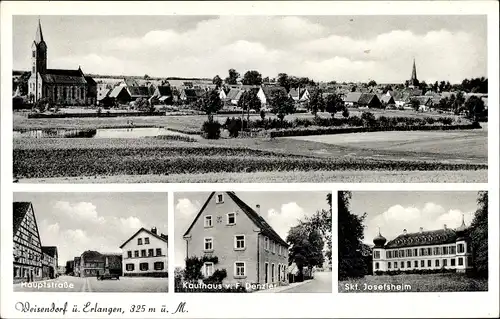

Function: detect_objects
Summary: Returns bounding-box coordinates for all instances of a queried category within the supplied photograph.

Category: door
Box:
[264,263,268,284]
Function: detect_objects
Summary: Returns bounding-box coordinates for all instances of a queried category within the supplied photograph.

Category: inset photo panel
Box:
[174,191,332,293]
[338,190,488,293]
[12,192,168,292]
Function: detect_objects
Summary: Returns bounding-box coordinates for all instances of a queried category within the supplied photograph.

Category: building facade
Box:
[183,192,289,289]
[41,246,58,279]
[13,202,43,284]
[77,251,122,277]
[120,227,168,277]
[27,19,95,105]
[372,217,473,274]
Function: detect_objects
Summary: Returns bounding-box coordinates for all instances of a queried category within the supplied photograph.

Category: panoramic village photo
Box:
[173,191,332,293]
[12,15,488,183]
[12,192,168,292]
[337,190,489,293]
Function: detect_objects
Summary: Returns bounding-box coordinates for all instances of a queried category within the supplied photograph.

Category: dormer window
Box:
[216,194,224,204]
[227,213,235,225]
[204,215,213,228]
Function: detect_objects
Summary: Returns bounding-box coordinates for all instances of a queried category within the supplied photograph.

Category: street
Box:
[14,275,168,293]
[280,271,332,293]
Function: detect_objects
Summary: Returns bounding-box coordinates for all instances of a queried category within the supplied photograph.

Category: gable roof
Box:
[42,246,58,257]
[156,86,172,96]
[41,69,87,85]
[226,88,242,100]
[13,202,32,234]
[108,86,128,98]
[127,86,150,97]
[358,93,380,106]
[344,92,363,103]
[183,192,288,247]
[124,78,140,87]
[84,76,97,86]
[385,228,462,249]
[119,227,168,249]
[261,86,287,98]
[380,95,395,104]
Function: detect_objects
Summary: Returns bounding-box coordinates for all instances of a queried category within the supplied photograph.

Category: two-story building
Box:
[372,216,473,274]
[183,192,289,290]
[77,250,122,277]
[41,246,58,279]
[120,227,168,277]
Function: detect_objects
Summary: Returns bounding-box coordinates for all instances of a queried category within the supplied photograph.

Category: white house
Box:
[119,227,168,277]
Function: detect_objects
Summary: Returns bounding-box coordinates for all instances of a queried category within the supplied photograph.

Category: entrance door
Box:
[264,263,269,284]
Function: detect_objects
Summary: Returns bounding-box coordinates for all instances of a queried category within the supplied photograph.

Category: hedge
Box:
[27,111,165,119]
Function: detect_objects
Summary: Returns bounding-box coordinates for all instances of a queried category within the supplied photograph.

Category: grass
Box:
[338,273,488,293]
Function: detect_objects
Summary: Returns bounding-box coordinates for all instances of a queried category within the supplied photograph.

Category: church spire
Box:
[35,17,44,44]
[411,58,417,81]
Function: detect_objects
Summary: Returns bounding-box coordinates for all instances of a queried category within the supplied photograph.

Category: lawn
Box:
[338,273,488,293]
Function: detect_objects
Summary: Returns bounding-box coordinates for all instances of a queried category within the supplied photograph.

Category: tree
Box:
[338,191,367,280]
[325,93,345,116]
[286,224,325,278]
[410,98,420,112]
[470,191,488,278]
[225,69,239,85]
[144,74,150,80]
[262,76,270,84]
[198,89,222,122]
[268,89,295,123]
[464,96,485,121]
[242,70,263,86]
[277,73,290,92]
[301,194,333,265]
[212,75,223,88]
[367,80,377,87]
[237,89,261,124]
[308,89,324,115]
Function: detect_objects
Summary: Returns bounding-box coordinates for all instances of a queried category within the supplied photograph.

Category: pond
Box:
[13,127,193,139]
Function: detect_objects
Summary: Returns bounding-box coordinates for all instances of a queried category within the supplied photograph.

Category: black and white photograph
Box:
[337,190,488,293]
[12,15,488,183]
[174,191,332,293]
[12,192,168,292]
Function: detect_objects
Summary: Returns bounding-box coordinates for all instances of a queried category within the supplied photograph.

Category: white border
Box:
[2,1,499,318]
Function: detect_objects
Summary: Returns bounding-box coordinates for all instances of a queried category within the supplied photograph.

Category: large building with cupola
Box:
[372,216,473,274]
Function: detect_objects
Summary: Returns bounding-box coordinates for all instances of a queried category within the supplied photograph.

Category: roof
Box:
[119,227,168,249]
[358,93,379,105]
[97,88,111,101]
[35,19,44,44]
[261,86,287,98]
[156,86,172,96]
[226,88,242,100]
[40,69,87,85]
[13,202,32,234]
[344,92,363,103]
[81,250,103,261]
[128,86,150,97]
[42,246,58,257]
[413,96,433,104]
[84,76,96,86]
[384,228,463,249]
[124,78,140,87]
[183,192,288,247]
[380,95,395,104]
[109,86,128,98]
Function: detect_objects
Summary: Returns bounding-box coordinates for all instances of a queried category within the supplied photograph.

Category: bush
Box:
[202,120,221,139]
[361,111,377,127]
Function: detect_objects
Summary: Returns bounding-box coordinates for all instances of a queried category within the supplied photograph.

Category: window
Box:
[387,251,391,259]
[407,261,411,268]
[204,237,213,251]
[413,248,418,256]
[203,262,214,277]
[374,251,380,259]
[420,248,425,256]
[457,243,465,253]
[235,262,246,277]
[388,262,391,269]
[414,261,418,268]
[140,263,149,271]
[400,261,404,269]
[443,259,448,267]
[375,262,379,269]
[134,250,139,258]
[148,249,154,257]
[234,235,245,250]
[450,246,456,254]
[451,258,456,266]
[80,87,84,99]
[216,194,224,203]
[443,246,448,255]
[33,66,36,73]
[458,257,463,266]
[127,251,132,258]
[141,249,146,257]
[272,241,276,254]
[421,260,425,267]
[427,260,431,267]
[227,213,235,225]
[271,264,275,282]
[264,237,269,250]
[278,245,281,256]
[144,237,150,244]
[72,87,76,99]
[126,263,134,271]
[156,248,162,256]
[154,262,164,270]
[427,248,432,256]
[204,215,213,228]
[138,238,143,245]
[435,259,440,267]
[32,51,36,58]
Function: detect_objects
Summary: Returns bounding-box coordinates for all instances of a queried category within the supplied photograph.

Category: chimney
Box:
[256,204,261,215]
[419,227,423,233]
[403,229,407,235]
[151,227,157,234]
[443,224,447,230]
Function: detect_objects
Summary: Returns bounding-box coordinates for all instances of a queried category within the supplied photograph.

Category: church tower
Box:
[408,58,419,89]
[31,18,47,75]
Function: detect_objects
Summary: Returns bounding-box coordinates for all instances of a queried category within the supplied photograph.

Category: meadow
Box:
[338,273,488,293]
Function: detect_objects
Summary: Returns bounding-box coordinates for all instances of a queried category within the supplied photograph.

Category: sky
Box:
[13,192,168,266]
[174,191,331,268]
[13,15,487,83]
[348,191,482,246]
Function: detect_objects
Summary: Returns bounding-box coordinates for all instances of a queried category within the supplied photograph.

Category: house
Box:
[73,256,81,276]
[27,19,95,105]
[218,87,229,100]
[379,95,396,107]
[412,96,434,111]
[343,92,363,107]
[65,260,74,275]
[183,192,289,290]
[84,76,97,105]
[78,250,122,277]
[372,216,473,274]
[127,86,151,101]
[226,88,244,105]
[289,87,311,102]
[120,227,168,277]
[13,202,43,283]
[150,86,173,105]
[257,86,288,105]
[41,246,58,279]
[180,88,205,103]
[108,86,132,105]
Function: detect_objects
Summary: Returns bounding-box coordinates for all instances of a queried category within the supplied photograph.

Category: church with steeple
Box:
[407,58,419,89]
[28,19,96,105]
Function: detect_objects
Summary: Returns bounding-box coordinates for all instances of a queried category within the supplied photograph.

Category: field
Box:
[12,110,488,183]
[338,273,488,293]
